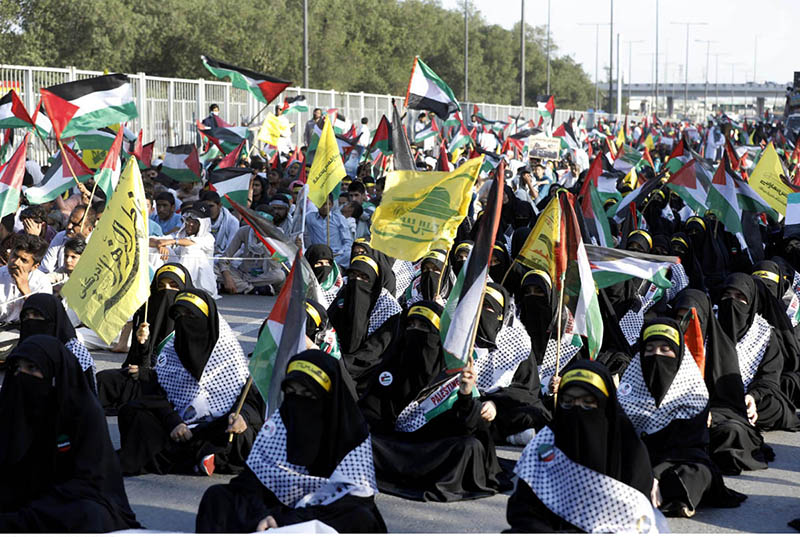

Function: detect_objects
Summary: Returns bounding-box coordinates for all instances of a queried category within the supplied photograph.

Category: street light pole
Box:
[695,39,717,119]
[655,0,659,115]
[546,0,552,95]
[579,22,610,111]
[670,21,707,117]
[608,0,614,113]
[464,0,469,102]
[303,0,309,87]
[520,0,525,107]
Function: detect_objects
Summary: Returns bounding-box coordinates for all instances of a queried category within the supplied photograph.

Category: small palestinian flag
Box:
[40,74,137,139]
[93,126,124,201]
[131,130,154,169]
[162,144,202,182]
[413,119,439,144]
[369,115,392,158]
[201,55,290,105]
[553,121,579,151]
[784,192,800,239]
[447,113,473,153]
[405,56,460,120]
[281,95,309,115]
[216,140,245,169]
[0,91,33,130]
[578,155,614,247]
[537,95,555,120]
[392,102,416,171]
[208,167,252,208]
[24,143,93,204]
[249,250,308,413]
[664,159,708,214]
[0,134,29,218]
[585,244,676,289]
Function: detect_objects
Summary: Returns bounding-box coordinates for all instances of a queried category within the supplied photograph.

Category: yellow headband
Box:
[175,292,209,317]
[643,324,680,346]
[484,286,505,308]
[493,244,505,253]
[156,264,186,283]
[628,229,652,249]
[423,251,447,264]
[287,360,331,392]
[354,237,369,245]
[408,305,441,330]
[305,303,322,327]
[671,237,688,249]
[351,255,379,276]
[753,270,779,284]
[523,269,552,289]
[456,243,473,254]
[688,216,706,230]
[560,368,609,397]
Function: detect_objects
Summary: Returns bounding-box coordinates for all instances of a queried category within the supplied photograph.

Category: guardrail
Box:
[1,63,642,164]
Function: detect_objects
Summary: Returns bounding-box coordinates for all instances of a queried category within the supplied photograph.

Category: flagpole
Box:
[326,211,330,246]
[56,138,93,227]
[436,245,453,299]
[553,272,566,383]
[500,259,517,286]
[227,376,253,443]
[245,103,270,128]
[33,129,53,157]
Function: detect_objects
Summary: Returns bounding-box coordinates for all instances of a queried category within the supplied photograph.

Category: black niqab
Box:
[305,244,335,283]
[19,293,77,344]
[329,256,382,354]
[639,317,684,407]
[475,282,509,349]
[717,273,757,343]
[168,288,219,381]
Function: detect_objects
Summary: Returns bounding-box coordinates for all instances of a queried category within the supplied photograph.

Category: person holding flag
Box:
[116,289,263,477]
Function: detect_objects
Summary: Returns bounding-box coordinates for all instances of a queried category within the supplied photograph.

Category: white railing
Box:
[1,63,640,164]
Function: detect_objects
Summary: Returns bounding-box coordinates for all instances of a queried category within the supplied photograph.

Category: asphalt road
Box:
[86,294,800,532]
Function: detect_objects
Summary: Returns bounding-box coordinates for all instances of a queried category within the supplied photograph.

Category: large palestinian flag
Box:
[585,245,676,289]
[40,74,137,139]
[201,55,290,105]
[405,56,460,120]
[25,143,93,204]
[0,134,29,218]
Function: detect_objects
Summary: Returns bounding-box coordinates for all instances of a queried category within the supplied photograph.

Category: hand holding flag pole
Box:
[227,376,254,443]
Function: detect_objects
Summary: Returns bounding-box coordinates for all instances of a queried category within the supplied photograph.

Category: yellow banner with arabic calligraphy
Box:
[62,158,150,344]
[516,195,561,278]
[370,157,482,261]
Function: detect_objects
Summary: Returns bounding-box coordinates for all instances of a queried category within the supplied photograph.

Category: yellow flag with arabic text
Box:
[370,157,482,261]
[750,142,800,216]
[61,158,150,344]
[307,116,346,208]
[515,194,561,278]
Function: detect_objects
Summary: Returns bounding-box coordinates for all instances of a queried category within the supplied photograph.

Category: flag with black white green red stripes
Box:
[201,55,290,105]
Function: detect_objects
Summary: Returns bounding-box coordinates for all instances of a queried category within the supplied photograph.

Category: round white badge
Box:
[618,382,633,397]
[378,371,393,386]
[263,419,277,437]
[156,355,167,367]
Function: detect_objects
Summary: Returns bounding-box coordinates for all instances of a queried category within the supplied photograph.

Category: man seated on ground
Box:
[216,217,285,296]
[199,190,239,257]
[304,193,352,268]
[266,194,293,235]
[18,205,57,243]
[0,234,51,359]
[151,192,182,235]
[39,204,95,274]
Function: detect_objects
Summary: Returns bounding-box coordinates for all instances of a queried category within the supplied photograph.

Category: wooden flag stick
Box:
[56,138,95,228]
[33,128,53,157]
[245,103,270,127]
[500,259,517,286]
[326,210,330,246]
[435,245,453,299]
[228,376,253,443]
[553,272,567,382]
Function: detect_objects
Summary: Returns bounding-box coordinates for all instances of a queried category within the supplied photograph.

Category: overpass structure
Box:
[598,81,789,119]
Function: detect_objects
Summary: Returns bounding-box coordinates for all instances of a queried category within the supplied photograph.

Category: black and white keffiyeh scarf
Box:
[246,411,377,508]
[474,320,532,393]
[367,288,402,336]
[155,318,249,424]
[515,427,662,534]
[618,348,708,436]
[735,313,771,390]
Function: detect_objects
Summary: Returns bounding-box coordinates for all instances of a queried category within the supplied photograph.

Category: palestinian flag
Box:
[281,95,308,115]
[40,74,137,139]
[444,111,462,128]
[585,244,676,289]
[665,139,689,173]
[73,127,118,152]
[477,147,502,176]
[227,196,296,264]
[553,121,580,151]
[560,193,604,359]
[0,91,33,130]
[613,145,644,173]
[249,250,308,413]
[441,168,504,371]
[131,131,154,169]
[784,192,800,239]
[578,155,613,247]
[447,113,473,153]
[436,138,451,172]
[664,159,708,213]
[0,129,12,165]
[612,175,662,222]
[24,143,93,204]
[537,95,555,121]
[414,119,439,144]
[162,144,202,182]
[208,167,253,207]
[216,139,245,169]
[0,133,29,218]
[201,55,290,105]
[404,56,460,120]
[205,125,251,153]
[369,115,392,157]
[30,100,52,137]
[392,102,416,171]
[327,110,349,135]
[93,126,124,201]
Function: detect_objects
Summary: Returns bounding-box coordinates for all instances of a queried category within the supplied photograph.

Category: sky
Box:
[440,0,797,86]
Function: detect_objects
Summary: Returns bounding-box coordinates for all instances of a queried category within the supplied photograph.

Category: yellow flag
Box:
[370,157,483,261]
[307,117,346,208]
[644,133,655,150]
[615,127,625,148]
[62,158,150,344]
[516,195,561,278]
[257,113,291,146]
[622,167,638,190]
[750,142,799,216]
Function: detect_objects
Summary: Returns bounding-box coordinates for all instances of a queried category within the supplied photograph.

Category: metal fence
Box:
[1,63,641,164]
